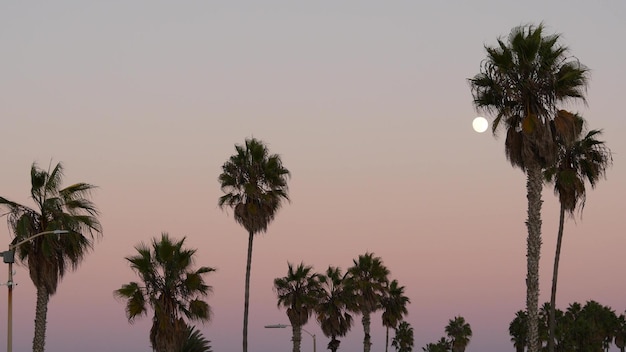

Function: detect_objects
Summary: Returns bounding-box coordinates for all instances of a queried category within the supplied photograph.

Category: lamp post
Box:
[265,324,316,352]
[1,229,69,352]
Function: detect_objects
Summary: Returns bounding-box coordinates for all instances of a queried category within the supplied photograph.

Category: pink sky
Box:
[1,2,625,351]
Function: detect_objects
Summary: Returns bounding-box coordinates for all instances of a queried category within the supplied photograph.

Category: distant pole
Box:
[7,260,13,352]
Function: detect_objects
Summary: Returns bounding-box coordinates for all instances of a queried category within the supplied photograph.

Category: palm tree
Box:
[469,23,589,352]
[114,233,215,352]
[422,337,450,352]
[218,137,290,352]
[345,252,390,352]
[0,161,102,352]
[382,280,410,352]
[274,262,322,352]
[509,310,528,352]
[391,321,414,352]
[181,326,213,352]
[315,266,354,352]
[445,316,472,352]
[544,118,612,352]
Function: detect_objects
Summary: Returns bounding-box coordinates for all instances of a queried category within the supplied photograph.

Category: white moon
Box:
[472,117,488,133]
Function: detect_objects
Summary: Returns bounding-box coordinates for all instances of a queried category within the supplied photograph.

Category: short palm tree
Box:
[469,23,589,352]
[382,280,410,352]
[544,118,612,352]
[391,321,414,352]
[115,233,215,352]
[0,161,102,352]
[346,252,390,352]
[274,262,322,352]
[509,310,528,352]
[315,266,354,352]
[423,337,450,352]
[445,316,472,352]
[218,137,290,352]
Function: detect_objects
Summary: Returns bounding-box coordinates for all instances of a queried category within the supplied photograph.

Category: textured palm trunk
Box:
[33,285,50,352]
[362,312,372,352]
[548,204,566,352]
[292,324,302,352]
[243,231,254,352]
[526,163,543,352]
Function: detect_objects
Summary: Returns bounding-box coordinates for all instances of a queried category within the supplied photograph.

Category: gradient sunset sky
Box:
[1,2,625,351]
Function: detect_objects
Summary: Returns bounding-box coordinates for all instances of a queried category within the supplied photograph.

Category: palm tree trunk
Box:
[243,231,254,352]
[385,326,389,352]
[32,285,49,352]
[330,336,339,352]
[363,312,372,352]
[292,324,302,352]
[548,204,566,352]
[526,163,543,352]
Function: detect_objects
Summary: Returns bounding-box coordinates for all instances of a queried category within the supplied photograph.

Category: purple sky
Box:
[1,2,625,351]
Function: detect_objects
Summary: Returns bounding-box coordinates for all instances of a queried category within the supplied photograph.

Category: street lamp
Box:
[1,229,69,352]
[265,324,316,352]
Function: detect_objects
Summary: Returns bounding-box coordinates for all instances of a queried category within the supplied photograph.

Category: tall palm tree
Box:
[0,161,102,352]
[469,23,589,352]
[346,252,390,352]
[274,262,322,352]
[218,137,290,352]
[115,233,215,352]
[315,266,354,352]
[382,280,410,352]
[445,316,472,352]
[391,321,414,352]
[544,118,612,352]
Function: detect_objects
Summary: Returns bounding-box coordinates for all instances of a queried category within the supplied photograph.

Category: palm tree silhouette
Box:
[382,280,410,352]
[115,233,215,352]
[218,137,290,352]
[274,262,321,352]
[346,252,390,352]
[0,161,102,352]
[544,117,612,352]
[315,266,353,352]
[469,24,589,352]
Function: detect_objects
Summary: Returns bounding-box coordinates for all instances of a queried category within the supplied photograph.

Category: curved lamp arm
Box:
[9,230,69,250]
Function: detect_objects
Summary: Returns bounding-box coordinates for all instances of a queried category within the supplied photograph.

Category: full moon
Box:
[472,116,488,133]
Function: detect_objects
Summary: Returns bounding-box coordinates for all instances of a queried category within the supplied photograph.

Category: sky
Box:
[1,1,625,351]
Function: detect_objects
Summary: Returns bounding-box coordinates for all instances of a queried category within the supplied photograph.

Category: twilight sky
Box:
[1,2,625,352]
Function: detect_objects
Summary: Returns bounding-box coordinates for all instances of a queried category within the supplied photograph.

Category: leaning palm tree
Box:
[218,137,290,352]
[0,161,102,352]
[345,252,390,352]
[381,280,410,352]
[469,23,589,352]
[274,262,322,352]
[315,266,354,352]
[391,321,414,352]
[544,118,612,352]
[445,316,472,352]
[115,233,215,352]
